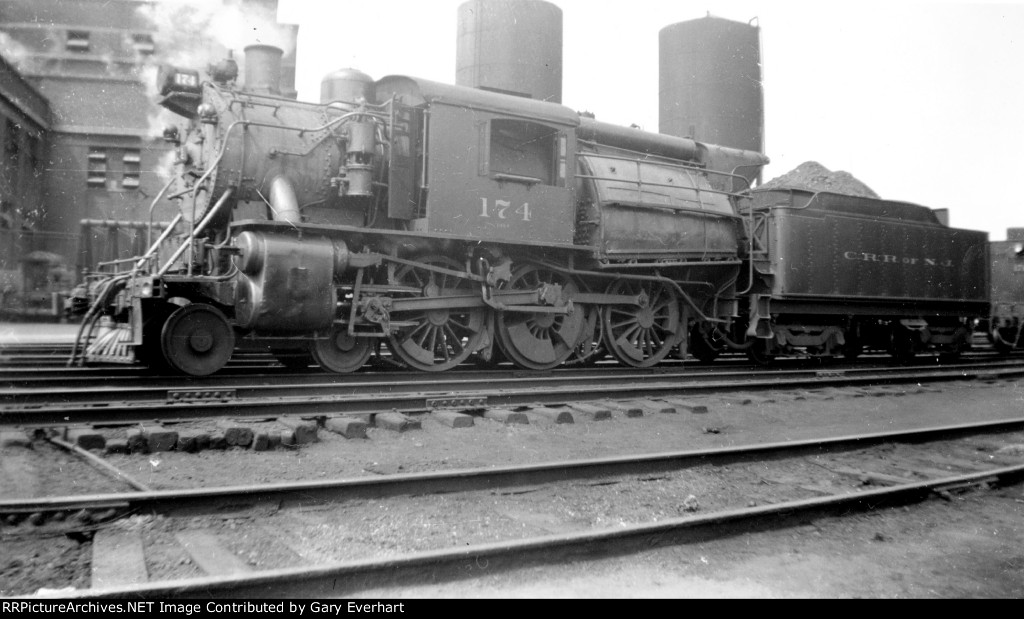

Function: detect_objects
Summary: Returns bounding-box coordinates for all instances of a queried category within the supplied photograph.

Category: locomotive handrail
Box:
[159,188,235,277]
[493,172,543,185]
[145,176,176,249]
[576,141,756,201]
[136,212,183,275]
[572,176,744,220]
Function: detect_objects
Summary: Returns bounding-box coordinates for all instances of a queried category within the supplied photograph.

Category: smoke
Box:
[133,0,294,138]
[155,149,179,184]
[0,31,40,73]
[136,0,290,69]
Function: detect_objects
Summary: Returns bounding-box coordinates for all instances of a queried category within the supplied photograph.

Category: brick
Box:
[277,417,318,444]
[567,403,612,421]
[141,425,177,452]
[525,406,574,424]
[66,428,105,450]
[217,421,253,447]
[431,411,475,428]
[104,438,129,455]
[250,430,271,451]
[194,433,211,451]
[126,429,148,453]
[375,412,421,432]
[280,429,296,447]
[208,432,228,450]
[266,431,281,450]
[0,430,31,449]
[324,417,367,439]
[482,409,529,425]
[176,432,201,453]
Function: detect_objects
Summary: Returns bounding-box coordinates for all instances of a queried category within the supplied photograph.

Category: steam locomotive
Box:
[68,46,991,376]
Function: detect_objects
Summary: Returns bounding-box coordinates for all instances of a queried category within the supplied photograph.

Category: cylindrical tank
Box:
[659,16,763,154]
[320,68,375,104]
[244,44,283,95]
[456,0,562,103]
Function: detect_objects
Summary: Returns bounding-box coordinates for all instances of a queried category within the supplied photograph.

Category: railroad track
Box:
[5,418,1024,598]
[3,356,1024,427]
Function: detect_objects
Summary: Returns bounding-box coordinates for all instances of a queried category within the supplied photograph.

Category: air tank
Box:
[659,16,764,154]
[456,0,563,103]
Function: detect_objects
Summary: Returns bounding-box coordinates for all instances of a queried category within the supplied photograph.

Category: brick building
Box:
[0,51,55,306]
[0,0,298,310]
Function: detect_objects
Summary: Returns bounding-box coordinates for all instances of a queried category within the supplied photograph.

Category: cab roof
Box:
[375,75,580,126]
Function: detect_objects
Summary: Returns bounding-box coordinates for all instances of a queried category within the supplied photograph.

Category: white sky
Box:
[277,0,1024,240]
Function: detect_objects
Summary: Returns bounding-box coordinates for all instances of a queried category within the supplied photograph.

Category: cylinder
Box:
[456,0,563,103]
[244,44,283,95]
[320,68,375,105]
[659,16,764,154]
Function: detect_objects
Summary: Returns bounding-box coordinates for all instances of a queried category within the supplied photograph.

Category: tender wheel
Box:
[271,346,315,370]
[495,265,585,370]
[160,303,235,376]
[991,328,1015,354]
[603,279,680,368]
[387,256,486,372]
[842,340,863,360]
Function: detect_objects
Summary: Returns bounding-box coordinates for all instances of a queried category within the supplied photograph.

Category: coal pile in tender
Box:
[756,161,880,198]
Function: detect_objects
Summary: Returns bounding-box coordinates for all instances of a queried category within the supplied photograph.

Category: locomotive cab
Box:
[375,76,579,248]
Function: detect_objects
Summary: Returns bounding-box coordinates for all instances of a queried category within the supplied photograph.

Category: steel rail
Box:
[14,418,1024,599]
[3,362,1024,426]
[6,354,1024,403]
[4,416,1023,517]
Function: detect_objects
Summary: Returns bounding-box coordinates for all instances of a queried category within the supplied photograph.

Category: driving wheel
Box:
[603,279,679,368]
[387,256,486,372]
[494,264,584,370]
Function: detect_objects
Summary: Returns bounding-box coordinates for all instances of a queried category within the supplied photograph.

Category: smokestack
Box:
[244,44,283,95]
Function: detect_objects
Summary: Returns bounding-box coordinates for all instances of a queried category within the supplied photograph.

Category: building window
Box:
[132,34,155,55]
[122,150,140,189]
[87,148,107,187]
[67,30,90,52]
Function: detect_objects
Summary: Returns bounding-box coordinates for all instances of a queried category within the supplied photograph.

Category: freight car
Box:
[68,48,767,375]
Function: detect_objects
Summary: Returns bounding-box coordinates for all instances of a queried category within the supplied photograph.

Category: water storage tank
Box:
[456,0,563,103]
[659,16,763,154]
